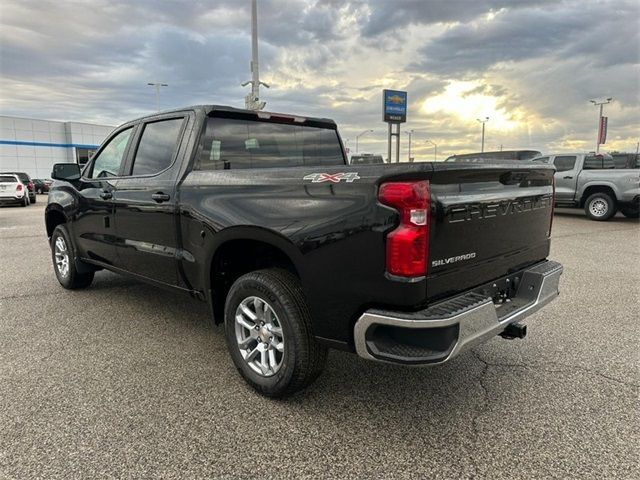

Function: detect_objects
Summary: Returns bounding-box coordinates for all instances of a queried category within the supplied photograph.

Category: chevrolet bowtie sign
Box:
[382,89,407,123]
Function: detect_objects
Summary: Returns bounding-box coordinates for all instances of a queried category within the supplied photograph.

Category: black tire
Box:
[224,268,327,397]
[50,225,94,289]
[620,206,640,219]
[20,196,28,207]
[584,192,616,221]
[31,195,36,203]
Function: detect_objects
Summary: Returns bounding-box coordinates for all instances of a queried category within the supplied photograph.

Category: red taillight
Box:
[549,176,555,236]
[378,180,430,278]
[16,183,23,191]
[28,182,34,191]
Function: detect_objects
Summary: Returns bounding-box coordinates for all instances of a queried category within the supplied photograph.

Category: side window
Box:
[130,118,185,176]
[553,156,576,172]
[532,156,549,163]
[89,127,133,179]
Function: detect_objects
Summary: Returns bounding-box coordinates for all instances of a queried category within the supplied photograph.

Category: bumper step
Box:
[354,260,563,365]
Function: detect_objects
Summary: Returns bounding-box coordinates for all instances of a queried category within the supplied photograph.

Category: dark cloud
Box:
[414,1,639,74]
[359,0,557,37]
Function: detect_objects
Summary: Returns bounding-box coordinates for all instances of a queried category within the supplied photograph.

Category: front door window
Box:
[88,128,133,178]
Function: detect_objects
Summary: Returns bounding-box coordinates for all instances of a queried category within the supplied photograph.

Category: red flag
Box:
[598,116,608,145]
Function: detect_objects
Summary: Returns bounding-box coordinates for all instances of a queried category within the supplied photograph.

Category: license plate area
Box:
[474,271,522,307]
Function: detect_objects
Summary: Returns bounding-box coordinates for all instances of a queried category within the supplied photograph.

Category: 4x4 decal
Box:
[303,172,360,183]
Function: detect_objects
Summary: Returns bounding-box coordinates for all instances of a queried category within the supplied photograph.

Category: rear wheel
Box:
[51,225,94,289]
[620,205,639,219]
[21,195,28,207]
[224,268,327,397]
[584,192,616,221]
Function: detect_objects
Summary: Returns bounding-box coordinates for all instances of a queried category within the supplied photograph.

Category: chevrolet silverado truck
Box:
[533,153,640,220]
[45,105,563,396]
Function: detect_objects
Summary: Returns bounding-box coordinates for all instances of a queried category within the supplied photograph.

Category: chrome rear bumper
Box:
[354,260,563,365]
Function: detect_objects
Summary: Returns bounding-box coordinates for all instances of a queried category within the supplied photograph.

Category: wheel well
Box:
[210,239,298,324]
[580,186,617,207]
[46,210,66,238]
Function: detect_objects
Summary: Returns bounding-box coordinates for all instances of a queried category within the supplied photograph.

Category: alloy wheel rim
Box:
[54,236,70,277]
[234,296,285,377]
[589,198,608,217]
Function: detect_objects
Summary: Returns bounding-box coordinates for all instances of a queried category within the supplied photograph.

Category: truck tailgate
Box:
[427,163,555,301]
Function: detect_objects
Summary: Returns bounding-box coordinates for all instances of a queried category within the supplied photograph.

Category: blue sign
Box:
[383,89,407,123]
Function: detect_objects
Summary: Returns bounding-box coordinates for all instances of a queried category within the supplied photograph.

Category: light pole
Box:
[477,117,489,153]
[426,139,437,161]
[147,82,168,111]
[242,0,269,110]
[355,129,373,153]
[590,98,612,154]
[405,129,414,161]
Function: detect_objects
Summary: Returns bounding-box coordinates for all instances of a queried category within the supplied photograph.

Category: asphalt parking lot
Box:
[1,197,638,479]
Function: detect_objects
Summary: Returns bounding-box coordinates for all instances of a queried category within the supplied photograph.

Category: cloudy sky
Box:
[1,0,638,159]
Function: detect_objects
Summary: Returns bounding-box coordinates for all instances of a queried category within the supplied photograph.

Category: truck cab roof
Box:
[125,105,337,129]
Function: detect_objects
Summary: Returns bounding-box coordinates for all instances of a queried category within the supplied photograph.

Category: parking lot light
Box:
[356,130,373,153]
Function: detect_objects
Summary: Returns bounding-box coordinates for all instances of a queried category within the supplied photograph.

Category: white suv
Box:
[0,173,30,207]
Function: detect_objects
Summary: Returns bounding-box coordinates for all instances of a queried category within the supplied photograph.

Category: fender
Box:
[44,185,77,237]
[198,224,305,306]
[578,180,620,201]
[45,189,99,274]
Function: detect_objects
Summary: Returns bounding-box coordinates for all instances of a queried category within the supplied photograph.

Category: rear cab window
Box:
[583,155,615,170]
[196,115,344,170]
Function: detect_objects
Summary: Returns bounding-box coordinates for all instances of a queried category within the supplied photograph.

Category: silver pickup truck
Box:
[533,153,639,220]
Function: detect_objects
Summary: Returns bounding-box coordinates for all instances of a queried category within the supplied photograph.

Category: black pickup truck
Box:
[46,105,563,396]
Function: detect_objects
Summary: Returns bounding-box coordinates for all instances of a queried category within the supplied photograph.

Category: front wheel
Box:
[224,268,327,397]
[584,192,616,221]
[51,225,94,289]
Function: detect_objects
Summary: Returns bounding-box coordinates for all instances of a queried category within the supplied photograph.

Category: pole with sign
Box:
[383,89,407,163]
[590,98,612,154]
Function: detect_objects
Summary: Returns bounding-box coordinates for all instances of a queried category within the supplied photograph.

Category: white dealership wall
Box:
[0,116,114,179]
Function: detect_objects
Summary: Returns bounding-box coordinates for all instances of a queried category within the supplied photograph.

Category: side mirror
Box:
[52,163,81,181]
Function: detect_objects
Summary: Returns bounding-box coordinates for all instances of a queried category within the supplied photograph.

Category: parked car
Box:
[33,178,52,194]
[0,171,36,203]
[0,173,30,206]
[445,150,541,162]
[532,153,639,220]
[45,105,562,396]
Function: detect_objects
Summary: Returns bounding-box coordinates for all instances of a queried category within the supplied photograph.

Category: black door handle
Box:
[563,176,573,179]
[151,192,170,203]
[100,191,112,199]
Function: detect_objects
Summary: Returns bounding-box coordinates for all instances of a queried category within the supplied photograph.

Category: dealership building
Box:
[0,115,114,179]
